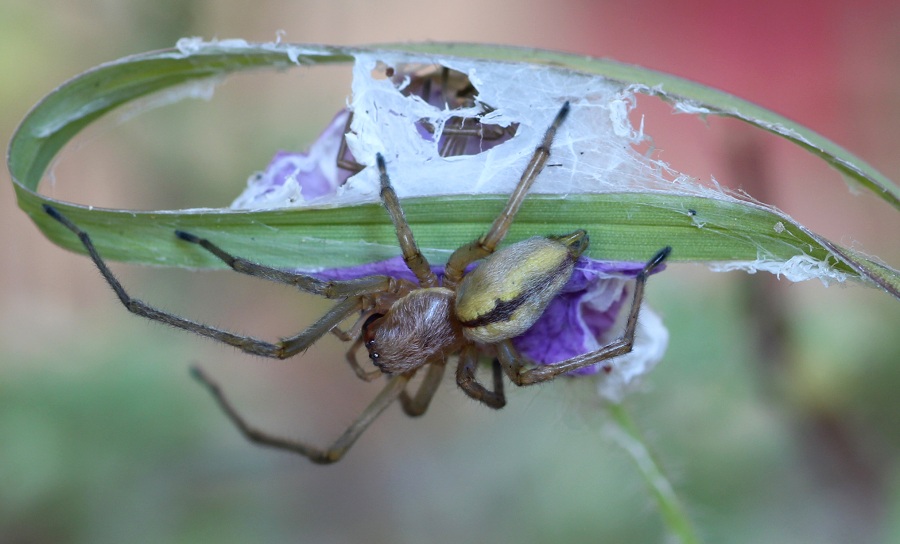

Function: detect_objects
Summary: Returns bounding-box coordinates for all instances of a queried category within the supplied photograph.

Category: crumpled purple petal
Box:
[512,260,642,373]
[231,110,351,209]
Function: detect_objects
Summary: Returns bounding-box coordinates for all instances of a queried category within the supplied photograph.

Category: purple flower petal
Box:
[231,110,351,209]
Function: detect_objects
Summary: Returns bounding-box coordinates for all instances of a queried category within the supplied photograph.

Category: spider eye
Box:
[368,348,383,370]
[360,313,386,366]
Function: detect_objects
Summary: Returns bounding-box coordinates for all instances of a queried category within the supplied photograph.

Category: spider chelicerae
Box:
[44,101,670,464]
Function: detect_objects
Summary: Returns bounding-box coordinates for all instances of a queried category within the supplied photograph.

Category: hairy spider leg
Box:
[495,246,672,385]
[191,366,411,464]
[443,101,570,288]
[456,346,507,409]
[42,204,391,359]
[375,153,439,288]
[174,230,398,298]
[398,360,447,416]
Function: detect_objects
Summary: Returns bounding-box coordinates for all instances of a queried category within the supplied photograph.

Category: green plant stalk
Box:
[607,402,701,544]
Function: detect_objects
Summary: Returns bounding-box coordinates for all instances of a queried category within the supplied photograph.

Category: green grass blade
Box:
[8,41,899,300]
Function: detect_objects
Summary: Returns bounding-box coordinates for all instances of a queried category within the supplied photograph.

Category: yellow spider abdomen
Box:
[455,230,588,344]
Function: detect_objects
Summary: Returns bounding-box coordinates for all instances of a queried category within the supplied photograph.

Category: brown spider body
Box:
[363,230,587,373]
[44,100,671,463]
[363,287,463,374]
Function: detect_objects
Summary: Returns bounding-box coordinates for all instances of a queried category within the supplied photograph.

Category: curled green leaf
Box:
[8,40,899,299]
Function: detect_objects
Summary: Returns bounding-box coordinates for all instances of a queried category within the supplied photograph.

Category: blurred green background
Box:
[3,1,900,543]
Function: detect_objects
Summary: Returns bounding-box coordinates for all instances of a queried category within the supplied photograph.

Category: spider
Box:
[44,101,670,464]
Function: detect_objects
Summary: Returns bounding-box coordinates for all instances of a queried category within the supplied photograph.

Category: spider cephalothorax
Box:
[362,287,463,374]
[44,101,670,464]
[361,229,588,373]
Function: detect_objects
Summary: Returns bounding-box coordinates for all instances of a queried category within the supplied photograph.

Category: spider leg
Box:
[375,153,439,288]
[344,336,382,382]
[191,365,409,464]
[275,297,369,358]
[174,230,397,299]
[455,346,506,409]
[443,102,570,286]
[44,205,369,359]
[497,246,671,385]
[399,361,447,416]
